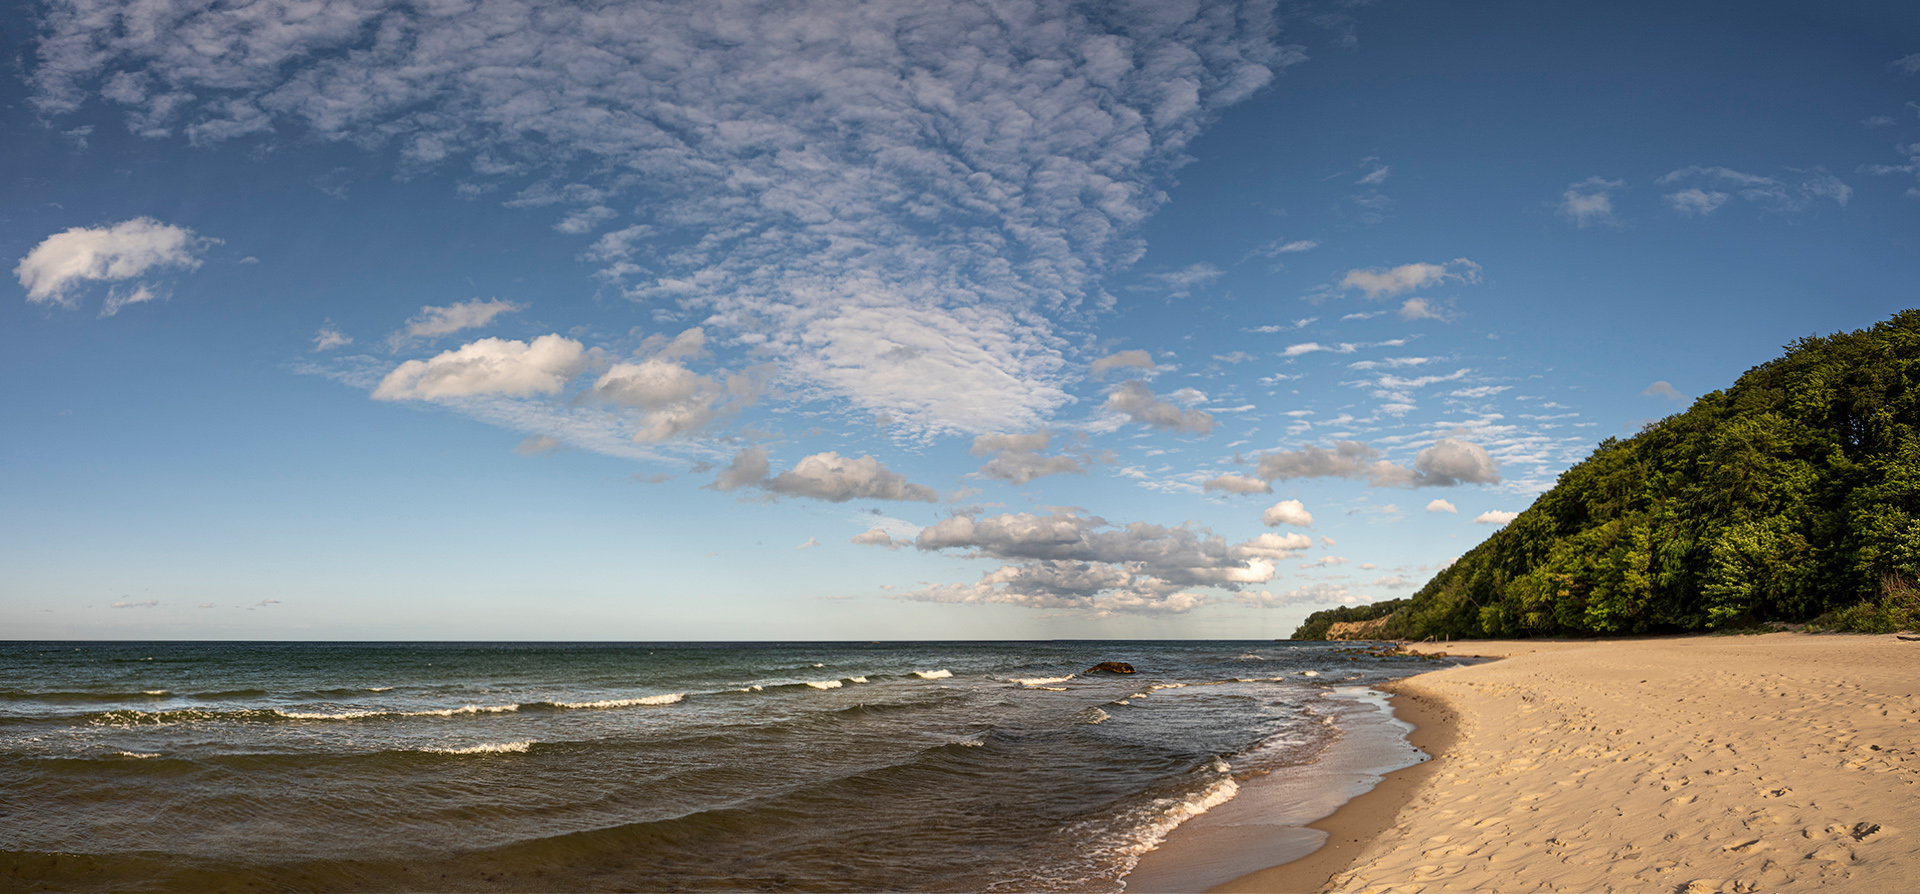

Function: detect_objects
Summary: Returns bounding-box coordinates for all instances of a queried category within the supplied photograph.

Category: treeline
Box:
[1293,309,1920,640]
[1290,599,1407,640]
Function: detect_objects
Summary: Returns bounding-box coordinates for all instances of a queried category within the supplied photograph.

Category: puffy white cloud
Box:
[1398,297,1447,321]
[1411,438,1501,487]
[15,217,209,309]
[32,0,1302,433]
[373,334,589,401]
[1372,575,1415,588]
[709,448,938,503]
[396,298,522,343]
[851,527,910,550]
[1254,437,1497,488]
[1255,441,1392,480]
[968,430,1086,484]
[1475,510,1519,525]
[1203,474,1272,495]
[1262,499,1314,527]
[1231,531,1312,559]
[1338,258,1480,299]
[796,537,821,550]
[1897,54,1920,75]
[1559,176,1624,227]
[1105,380,1214,434]
[902,509,1285,614]
[1090,349,1156,378]
[1643,380,1687,402]
[1425,498,1457,513]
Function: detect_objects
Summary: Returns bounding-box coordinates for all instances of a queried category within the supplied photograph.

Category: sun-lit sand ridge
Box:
[1226,633,1919,893]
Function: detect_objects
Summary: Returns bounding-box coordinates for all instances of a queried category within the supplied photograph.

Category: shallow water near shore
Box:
[0,641,1443,892]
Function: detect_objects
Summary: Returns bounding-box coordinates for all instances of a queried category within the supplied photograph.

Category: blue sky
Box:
[5,0,1916,640]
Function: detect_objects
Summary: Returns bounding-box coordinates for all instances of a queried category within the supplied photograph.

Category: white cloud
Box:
[1235,583,1355,608]
[32,1,1304,434]
[1658,166,1850,212]
[1896,54,1920,75]
[1398,297,1447,321]
[1146,262,1224,298]
[1474,509,1519,525]
[373,334,589,401]
[1425,499,1456,513]
[851,527,911,550]
[15,217,210,309]
[1090,349,1155,378]
[312,326,352,351]
[901,510,1286,614]
[111,599,160,609]
[1245,237,1319,260]
[709,448,938,503]
[1232,531,1313,558]
[1338,259,1480,300]
[1643,380,1687,402]
[971,430,1086,484]
[1558,176,1624,227]
[1262,498,1314,527]
[1105,380,1215,435]
[1203,474,1272,495]
[554,205,617,234]
[590,339,767,443]
[1254,437,1498,488]
[1665,187,1728,216]
[1372,575,1414,588]
[796,537,821,550]
[395,298,522,344]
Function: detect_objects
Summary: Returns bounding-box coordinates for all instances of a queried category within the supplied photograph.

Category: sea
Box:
[0,640,1446,892]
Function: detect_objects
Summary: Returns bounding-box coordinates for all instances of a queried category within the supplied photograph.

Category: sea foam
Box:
[1010,674,1074,686]
[552,693,684,709]
[424,740,534,755]
[912,669,953,679]
[805,680,843,690]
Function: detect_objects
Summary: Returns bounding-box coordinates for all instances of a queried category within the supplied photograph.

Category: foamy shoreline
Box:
[1215,633,1919,893]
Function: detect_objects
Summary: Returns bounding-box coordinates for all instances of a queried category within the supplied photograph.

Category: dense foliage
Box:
[1293,310,1920,640]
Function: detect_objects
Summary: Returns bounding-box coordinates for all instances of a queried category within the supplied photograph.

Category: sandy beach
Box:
[1211,633,1919,893]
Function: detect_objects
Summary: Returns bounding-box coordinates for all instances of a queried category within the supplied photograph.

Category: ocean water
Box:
[0,641,1438,892]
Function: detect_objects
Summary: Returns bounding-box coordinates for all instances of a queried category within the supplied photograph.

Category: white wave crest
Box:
[425,740,534,755]
[1115,768,1241,875]
[276,709,385,720]
[912,669,953,679]
[142,690,170,695]
[365,686,394,692]
[1037,686,1068,691]
[805,680,843,690]
[554,693,684,709]
[849,676,869,683]
[1082,707,1109,725]
[734,684,765,692]
[1236,653,1264,660]
[1010,674,1074,686]
[1301,670,1320,677]
[114,751,162,759]
[1148,682,1187,692]
[408,704,521,717]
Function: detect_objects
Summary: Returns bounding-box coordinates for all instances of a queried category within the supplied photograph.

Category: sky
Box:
[4,0,1917,640]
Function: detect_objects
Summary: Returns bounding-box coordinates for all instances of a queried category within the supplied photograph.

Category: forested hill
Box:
[1296,309,1920,640]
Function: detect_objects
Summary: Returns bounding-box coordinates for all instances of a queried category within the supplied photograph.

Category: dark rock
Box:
[1085,661,1136,674]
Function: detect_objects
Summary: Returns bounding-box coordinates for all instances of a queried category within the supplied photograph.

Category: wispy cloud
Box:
[33,0,1305,435]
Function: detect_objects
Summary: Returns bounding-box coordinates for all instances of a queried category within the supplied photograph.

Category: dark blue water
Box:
[0,641,1438,891]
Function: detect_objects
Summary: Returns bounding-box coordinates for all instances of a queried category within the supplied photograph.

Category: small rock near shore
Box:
[1085,661,1136,674]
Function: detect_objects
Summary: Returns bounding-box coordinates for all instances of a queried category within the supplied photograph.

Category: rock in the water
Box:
[1085,661,1136,674]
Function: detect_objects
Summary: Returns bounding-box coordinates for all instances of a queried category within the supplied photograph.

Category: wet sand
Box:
[1202,633,1920,893]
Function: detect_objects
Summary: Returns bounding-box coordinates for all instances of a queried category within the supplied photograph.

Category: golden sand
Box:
[1216,633,1918,893]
